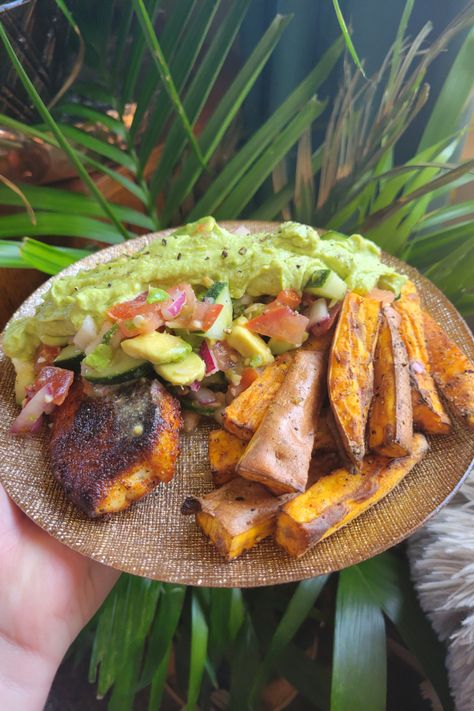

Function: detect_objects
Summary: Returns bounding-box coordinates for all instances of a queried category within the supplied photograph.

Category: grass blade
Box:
[139,584,186,689]
[187,592,209,710]
[331,567,386,711]
[0,184,154,230]
[0,239,29,268]
[55,102,127,139]
[294,128,315,224]
[387,0,415,94]
[149,0,251,200]
[20,238,91,275]
[140,0,222,171]
[0,174,36,224]
[55,124,136,172]
[188,37,342,219]
[0,22,129,241]
[162,13,293,223]
[215,96,325,219]
[276,643,331,711]
[132,0,206,168]
[419,23,474,152]
[357,554,454,711]
[229,615,261,711]
[331,0,366,78]
[0,212,126,244]
[250,576,328,703]
[148,645,171,710]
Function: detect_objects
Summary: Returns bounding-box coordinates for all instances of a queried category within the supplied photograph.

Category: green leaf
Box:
[416,200,474,232]
[331,0,366,78]
[419,24,474,152]
[149,0,251,200]
[0,22,129,241]
[294,128,315,224]
[229,588,245,641]
[331,567,386,711]
[250,145,324,221]
[20,238,91,275]
[140,0,223,172]
[0,212,126,244]
[139,583,186,689]
[148,645,171,711]
[162,13,293,223]
[55,102,127,139]
[0,184,154,230]
[0,239,29,268]
[215,96,325,219]
[276,643,331,711]
[132,0,206,169]
[189,37,342,219]
[186,592,209,710]
[0,174,36,225]
[250,575,328,703]
[357,554,454,711]
[53,124,136,172]
[229,615,261,711]
[387,0,415,94]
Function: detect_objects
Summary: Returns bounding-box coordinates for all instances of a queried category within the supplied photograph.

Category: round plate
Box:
[1,221,473,587]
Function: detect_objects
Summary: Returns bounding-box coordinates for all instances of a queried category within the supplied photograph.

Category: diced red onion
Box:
[307,298,329,329]
[193,387,217,406]
[410,360,425,374]
[231,226,250,235]
[74,315,98,352]
[10,384,55,434]
[162,289,186,320]
[190,380,201,392]
[199,341,219,375]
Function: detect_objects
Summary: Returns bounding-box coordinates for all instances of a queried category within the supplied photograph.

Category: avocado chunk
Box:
[225,318,273,366]
[121,332,191,364]
[154,352,206,386]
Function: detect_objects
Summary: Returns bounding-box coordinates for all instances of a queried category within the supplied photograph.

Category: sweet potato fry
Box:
[328,292,382,466]
[423,311,474,428]
[368,305,413,457]
[222,354,292,441]
[208,429,247,486]
[237,349,327,494]
[276,433,428,557]
[181,478,289,560]
[313,409,337,452]
[394,282,450,434]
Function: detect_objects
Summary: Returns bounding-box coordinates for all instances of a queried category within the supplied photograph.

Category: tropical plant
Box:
[1,0,473,708]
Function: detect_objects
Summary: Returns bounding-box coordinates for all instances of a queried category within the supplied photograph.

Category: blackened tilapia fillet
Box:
[49,378,182,517]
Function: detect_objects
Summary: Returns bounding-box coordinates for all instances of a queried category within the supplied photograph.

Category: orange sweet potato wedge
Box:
[368,305,413,457]
[208,429,247,486]
[276,433,428,557]
[423,311,474,428]
[222,354,292,441]
[394,282,451,434]
[328,292,382,467]
[237,349,327,494]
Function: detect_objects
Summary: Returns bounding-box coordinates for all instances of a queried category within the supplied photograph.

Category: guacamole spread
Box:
[3,217,405,361]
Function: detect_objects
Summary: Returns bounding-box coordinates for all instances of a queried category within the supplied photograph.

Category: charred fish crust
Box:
[49,378,182,516]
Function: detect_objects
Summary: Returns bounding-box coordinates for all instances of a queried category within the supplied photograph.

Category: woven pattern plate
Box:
[1,221,473,587]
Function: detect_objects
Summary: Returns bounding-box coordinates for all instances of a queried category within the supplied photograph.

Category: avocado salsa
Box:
[4,218,406,431]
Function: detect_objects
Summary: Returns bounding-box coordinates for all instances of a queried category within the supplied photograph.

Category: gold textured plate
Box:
[1,222,473,587]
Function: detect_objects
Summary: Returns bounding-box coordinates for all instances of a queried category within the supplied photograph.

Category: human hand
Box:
[0,483,119,710]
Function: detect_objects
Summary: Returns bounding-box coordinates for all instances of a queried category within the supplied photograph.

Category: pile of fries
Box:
[182,282,474,560]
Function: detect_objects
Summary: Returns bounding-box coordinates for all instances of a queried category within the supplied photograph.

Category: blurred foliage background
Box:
[1,0,473,708]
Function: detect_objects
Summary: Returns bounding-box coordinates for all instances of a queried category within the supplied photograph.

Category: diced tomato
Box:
[27,366,74,406]
[246,306,309,344]
[172,301,224,332]
[34,344,61,373]
[273,289,301,309]
[107,292,164,337]
[201,303,224,331]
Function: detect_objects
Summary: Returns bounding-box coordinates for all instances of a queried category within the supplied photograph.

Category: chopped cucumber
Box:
[53,343,84,371]
[154,352,205,386]
[82,349,151,384]
[121,332,191,364]
[202,282,233,340]
[305,268,347,301]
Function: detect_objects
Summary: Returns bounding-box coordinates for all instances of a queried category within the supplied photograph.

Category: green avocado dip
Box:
[3,217,405,362]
